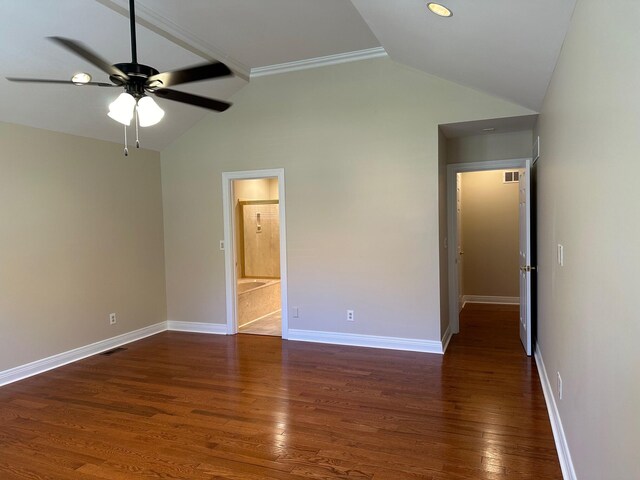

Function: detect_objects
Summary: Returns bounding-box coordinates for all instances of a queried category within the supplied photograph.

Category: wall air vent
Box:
[503,171,520,183]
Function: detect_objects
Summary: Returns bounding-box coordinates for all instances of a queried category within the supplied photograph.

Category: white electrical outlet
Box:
[109,313,117,325]
[292,307,299,318]
[219,240,225,251]
[347,310,354,321]
[557,372,563,400]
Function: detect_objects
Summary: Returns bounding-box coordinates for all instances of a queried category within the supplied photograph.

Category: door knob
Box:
[520,265,536,272]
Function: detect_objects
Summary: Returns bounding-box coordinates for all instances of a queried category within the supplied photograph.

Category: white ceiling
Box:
[350,0,576,111]
[0,0,575,151]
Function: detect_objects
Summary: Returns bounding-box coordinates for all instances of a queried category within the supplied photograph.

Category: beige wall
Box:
[161,56,532,340]
[447,130,532,164]
[437,128,450,337]
[460,170,519,297]
[537,0,640,478]
[0,122,166,372]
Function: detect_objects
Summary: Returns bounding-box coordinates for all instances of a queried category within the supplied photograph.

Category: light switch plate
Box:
[557,244,564,266]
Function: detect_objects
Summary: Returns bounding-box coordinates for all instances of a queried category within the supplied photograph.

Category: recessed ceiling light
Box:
[427,3,453,17]
[482,127,496,132]
[71,72,91,85]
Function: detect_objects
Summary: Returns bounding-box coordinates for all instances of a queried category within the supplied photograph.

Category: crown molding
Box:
[251,47,388,78]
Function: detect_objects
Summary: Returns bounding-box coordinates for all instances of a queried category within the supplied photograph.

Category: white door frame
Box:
[222,168,289,339]
[446,158,530,334]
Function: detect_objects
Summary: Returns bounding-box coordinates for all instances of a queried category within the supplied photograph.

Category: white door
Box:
[456,173,464,312]
[518,162,532,356]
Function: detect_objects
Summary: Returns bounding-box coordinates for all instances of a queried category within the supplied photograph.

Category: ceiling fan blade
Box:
[154,88,232,112]
[49,36,129,81]
[146,62,232,89]
[6,77,116,87]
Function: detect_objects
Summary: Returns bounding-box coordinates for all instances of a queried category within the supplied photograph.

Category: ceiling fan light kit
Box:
[137,96,165,127]
[6,0,233,155]
[427,3,453,17]
[108,92,137,126]
[71,72,91,85]
[107,93,164,128]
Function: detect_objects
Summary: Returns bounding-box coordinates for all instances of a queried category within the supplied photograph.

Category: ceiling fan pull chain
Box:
[123,124,129,156]
[135,108,140,148]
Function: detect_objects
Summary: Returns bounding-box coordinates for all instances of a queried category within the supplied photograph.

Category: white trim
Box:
[446,158,530,335]
[441,325,452,353]
[0,322,166,387]
[166,321,227,334]
[222,169,289,339]
[288,329,444,354]
[533,136,540,165]
[251,47,388,78]
[535,345,577,480]
[462,295,520,306]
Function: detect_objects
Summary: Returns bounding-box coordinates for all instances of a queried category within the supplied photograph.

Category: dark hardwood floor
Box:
[0,304,561,479]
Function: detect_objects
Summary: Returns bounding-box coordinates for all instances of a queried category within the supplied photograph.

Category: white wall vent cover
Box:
[503,171,520,183]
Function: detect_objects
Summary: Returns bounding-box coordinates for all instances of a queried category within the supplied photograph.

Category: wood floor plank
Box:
[0,304,561,479]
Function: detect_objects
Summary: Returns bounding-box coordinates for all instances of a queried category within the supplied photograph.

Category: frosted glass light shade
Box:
[427,2,453,17]
[107,92,136,125]
[137,96,165,127]
[71,72,91,85]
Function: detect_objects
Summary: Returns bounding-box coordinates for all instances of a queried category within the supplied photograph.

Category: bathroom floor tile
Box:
[239,310,282,336]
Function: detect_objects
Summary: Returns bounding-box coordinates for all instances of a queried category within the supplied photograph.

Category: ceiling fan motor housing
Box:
[110,62,160,98]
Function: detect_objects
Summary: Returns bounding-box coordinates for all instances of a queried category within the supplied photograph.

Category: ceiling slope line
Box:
[250,47,387,78]
[94,0,250,81]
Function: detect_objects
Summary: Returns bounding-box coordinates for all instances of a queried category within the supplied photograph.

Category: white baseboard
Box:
[167,321,227,334]
[288,329,444,354]
[441,325,452,353]
[462,295,520,306]
[1,322,444,389]
[0,322,166,387]
[535,344,577,480]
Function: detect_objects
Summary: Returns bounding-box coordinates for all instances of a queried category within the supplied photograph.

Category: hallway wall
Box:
[460,170,519,298]
[447,130,532,164]
[536,0,640,477]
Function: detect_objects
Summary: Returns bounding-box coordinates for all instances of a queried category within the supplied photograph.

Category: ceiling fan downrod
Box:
[129,0,138,64]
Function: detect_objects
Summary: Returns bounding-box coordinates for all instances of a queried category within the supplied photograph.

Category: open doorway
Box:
[222,169,289,338]
[235,181,281,335]
[457,169,520,306]
[447,159,532,354]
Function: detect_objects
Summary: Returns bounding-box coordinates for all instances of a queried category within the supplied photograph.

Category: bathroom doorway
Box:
[222,169,288,338]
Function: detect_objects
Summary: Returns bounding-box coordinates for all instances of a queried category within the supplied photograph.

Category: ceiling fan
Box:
[6,0,233,154]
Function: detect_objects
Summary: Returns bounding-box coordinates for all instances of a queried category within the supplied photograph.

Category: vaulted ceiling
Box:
[0,0,575,150]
